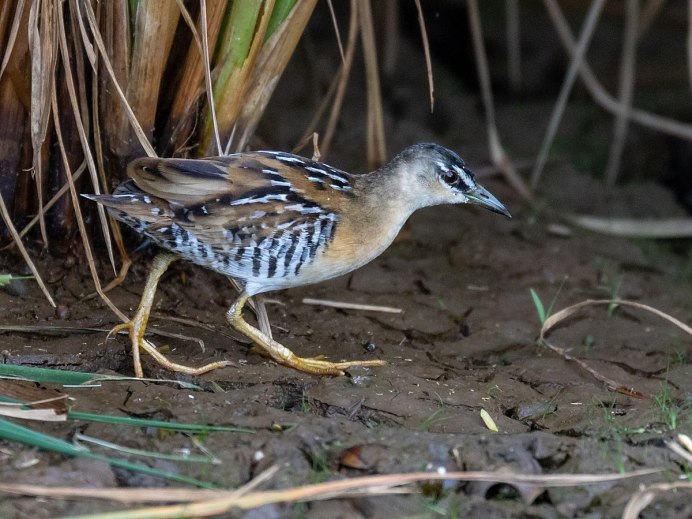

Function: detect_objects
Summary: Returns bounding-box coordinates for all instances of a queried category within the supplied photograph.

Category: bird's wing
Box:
[88,152,356,283]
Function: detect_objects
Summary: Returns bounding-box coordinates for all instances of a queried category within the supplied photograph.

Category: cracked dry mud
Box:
[1,8,691,515]
[1,172,690,517]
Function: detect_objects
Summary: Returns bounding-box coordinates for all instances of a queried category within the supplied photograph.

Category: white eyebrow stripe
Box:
[453,165,474,186]
[435,161,450,172]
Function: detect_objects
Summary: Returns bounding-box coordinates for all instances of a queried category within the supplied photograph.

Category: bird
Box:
[84,143,510,377]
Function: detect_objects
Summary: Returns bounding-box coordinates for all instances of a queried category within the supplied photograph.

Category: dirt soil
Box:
[1,6,691,519]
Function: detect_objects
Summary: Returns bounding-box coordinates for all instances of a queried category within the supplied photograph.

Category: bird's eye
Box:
[443,170,458,185]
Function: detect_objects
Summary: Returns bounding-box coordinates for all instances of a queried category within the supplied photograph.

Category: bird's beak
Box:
[466,184,511,218]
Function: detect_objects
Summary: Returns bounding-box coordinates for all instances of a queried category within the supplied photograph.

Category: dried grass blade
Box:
[16,162,85,239]
[173,0,221,155]
[604,0,638,186]
[164,1,226,155]
[567,215,692,238]
[28,0,58,246]
[199,0,221,155]
[0,465,278,504]
[0,379,68,411]
[234,0,318,151]
[0,194,55,306]
[68,0,95,64]
[542,339,645,398]
[326,0,345,62]
[126,0,180,145]
[466,0,531,200]
[78,0,155,157]
[57,3,117,274]
[506,0,521,91]
[302,298,402,314]
[0,468,658,515]
[622,482,692,519]
[206,0,279,154]
[540,299,692,339]
[543,0,692,142]
[530,0,605,188]
[321,0,358,157]
[78,0,130,284]
[0,406,66,421]
[538,298,691,396]
[50,84,126,321]
[0,0,27,80]
[358,0,386,168]
[92,0,130,160]
[414,0,434,112]
[202,0,265,153]
[666,438,692,464]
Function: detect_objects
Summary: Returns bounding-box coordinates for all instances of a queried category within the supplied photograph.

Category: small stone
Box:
[55,304,70,320]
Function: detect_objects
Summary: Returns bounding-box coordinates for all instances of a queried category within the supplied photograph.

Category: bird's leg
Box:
[110,252,233,377]
[226,292,386,376]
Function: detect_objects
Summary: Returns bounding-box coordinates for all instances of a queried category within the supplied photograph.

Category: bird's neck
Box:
[349,168,416,243]
[352,166,420,217]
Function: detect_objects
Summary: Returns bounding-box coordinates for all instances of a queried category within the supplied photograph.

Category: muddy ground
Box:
[1,4,691,518]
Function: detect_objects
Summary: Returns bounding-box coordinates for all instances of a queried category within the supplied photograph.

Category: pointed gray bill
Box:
[466,184,511,218]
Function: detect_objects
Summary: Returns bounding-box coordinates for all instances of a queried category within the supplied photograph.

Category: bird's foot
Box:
[109,320,234,378]
[229,293,386,376]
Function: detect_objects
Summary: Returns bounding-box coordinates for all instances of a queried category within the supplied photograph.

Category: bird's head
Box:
[392,143,511,217]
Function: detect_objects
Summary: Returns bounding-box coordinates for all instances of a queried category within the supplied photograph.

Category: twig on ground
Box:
[302,298,403,314]
[539,298,692,398]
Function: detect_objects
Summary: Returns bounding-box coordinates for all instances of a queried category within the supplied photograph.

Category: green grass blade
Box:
[215,0,262,87]
[0,364,202,389]
[529,288,546,324]
[0,416,89,455]
[265,0,297,40]
[75,433,219,463]
[68,411,255,434]
[0,417,216,488]
[0,364,98,384]
[0,274,34,286]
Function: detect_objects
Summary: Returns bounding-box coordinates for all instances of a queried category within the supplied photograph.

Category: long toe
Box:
[286,356,387,376]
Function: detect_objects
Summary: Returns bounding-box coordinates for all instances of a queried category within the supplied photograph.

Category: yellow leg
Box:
[226,293,386,376]
[110,252,233,377]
